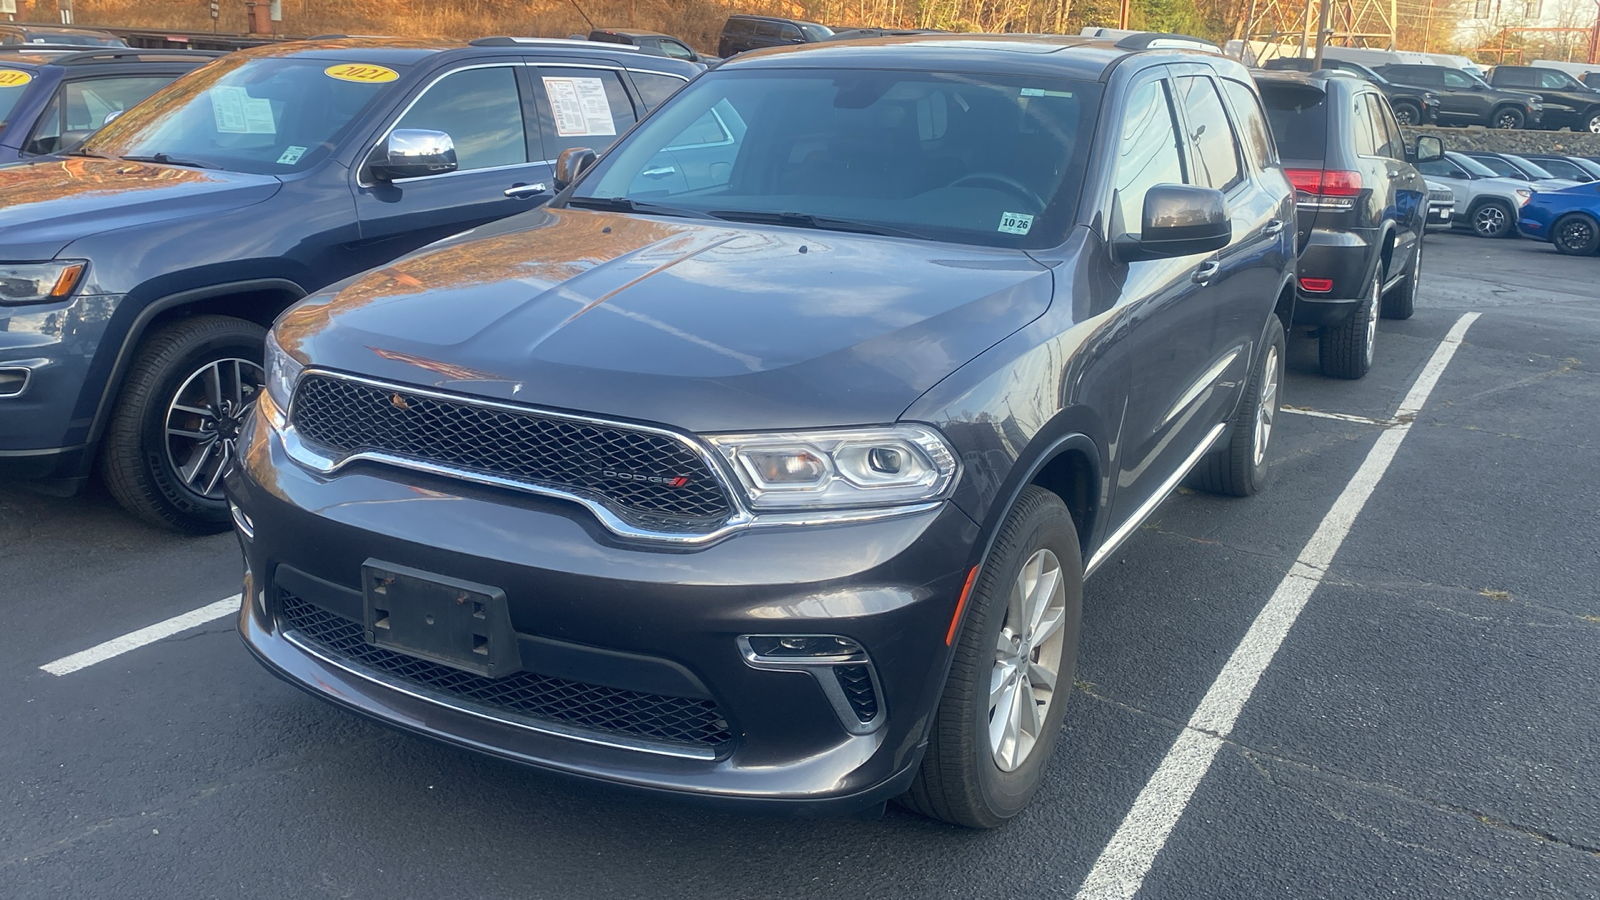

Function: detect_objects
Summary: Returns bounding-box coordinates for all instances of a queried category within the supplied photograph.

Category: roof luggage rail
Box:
[53,48,225,65]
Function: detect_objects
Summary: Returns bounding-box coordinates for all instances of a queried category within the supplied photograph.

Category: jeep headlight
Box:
[0,261,87,305]
[262,329,304,428]
[707,425,958,511]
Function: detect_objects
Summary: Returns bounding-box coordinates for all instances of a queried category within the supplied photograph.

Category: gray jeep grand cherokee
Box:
[230,34,1295,827]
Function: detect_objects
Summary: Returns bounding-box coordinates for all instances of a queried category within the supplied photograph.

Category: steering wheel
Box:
[950,172,1047,211]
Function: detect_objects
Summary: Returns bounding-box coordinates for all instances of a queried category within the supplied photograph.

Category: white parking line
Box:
[1075,312,1481,900]
[1281,407,1394,426]
[40,595,242,676]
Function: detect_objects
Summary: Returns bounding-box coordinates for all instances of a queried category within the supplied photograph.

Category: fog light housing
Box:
[739,634,883,732]
[744,634,863,659]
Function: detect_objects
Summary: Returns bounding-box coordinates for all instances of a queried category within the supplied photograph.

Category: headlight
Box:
[707,425,958,511]
[262,329,304,427]
[0,261,87,305]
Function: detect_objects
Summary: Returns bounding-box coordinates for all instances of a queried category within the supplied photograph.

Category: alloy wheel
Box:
[1587,114,1600,134]
[1557,217,1595,253]
[1253,343,1281,467]
[1495,112,1519,129]
[989,548,1068,772]
[1394,106,1417,125]
[1475,205,1508,237]
[164,358,264,501]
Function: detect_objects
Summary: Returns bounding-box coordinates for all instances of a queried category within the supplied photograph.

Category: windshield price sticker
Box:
[211,86,276,134]
[999,212,1034,235]
[0,69,33,87]
[542,76,617,137]
[324,64,398,83]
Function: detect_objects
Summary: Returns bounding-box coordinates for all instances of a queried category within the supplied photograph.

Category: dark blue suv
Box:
[0,36,697,531]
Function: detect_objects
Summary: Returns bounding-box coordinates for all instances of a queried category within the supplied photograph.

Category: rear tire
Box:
[1381,237,1421,320]
[1190,315,1285,497]
[898,486,1082,829]
[1392,101,1422,126]
[1319,268,1380,380]
[1471,200,1515,239]
[100,316,267,534]
[1583,110,1600,134]
[1492,106,1525,130]
[1552,213,1600,256]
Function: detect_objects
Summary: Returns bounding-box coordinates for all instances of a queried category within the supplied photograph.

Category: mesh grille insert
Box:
[279,592,733,750]
[289,375,731,526]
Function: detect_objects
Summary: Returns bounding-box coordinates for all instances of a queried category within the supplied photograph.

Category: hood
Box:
[1533,178,1581,191]
[280,208,1056,432]
[0,156,281,260]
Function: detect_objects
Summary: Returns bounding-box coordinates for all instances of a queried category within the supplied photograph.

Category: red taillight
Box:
[1285,168,1362,196]
[1299,277,1334,293]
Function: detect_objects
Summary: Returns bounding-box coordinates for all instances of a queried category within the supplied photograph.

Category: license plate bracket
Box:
[361,560,518,678]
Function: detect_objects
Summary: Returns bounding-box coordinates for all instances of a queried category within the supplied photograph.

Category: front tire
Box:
[1492,106,1525,130]
[899,486,1082,829]
[1319,268,1380,380]
[1471,200,1515,239]
[1583,110,1600,134]
[1381,237,1421,320]
[1190,315,1285,497]
[1392,101,1422,126]
[100,316,267,533]
[1552,213,1600,255]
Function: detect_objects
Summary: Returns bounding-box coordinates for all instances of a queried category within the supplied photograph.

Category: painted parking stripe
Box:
[1075,313,1481,900]
[1281,407,1394,426]
[40,595,242,676]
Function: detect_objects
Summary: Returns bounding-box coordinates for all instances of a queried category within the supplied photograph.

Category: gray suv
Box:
[233,34,1294,828]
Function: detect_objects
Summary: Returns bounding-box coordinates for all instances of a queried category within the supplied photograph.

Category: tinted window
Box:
[1469,154,1518,177]
[1113,79,1188,238]
[1348,93,1379,156]
[1416,158,1461,177]
[535,67,637,159]
[755,23,781,38]
[1451,153,1500,177]
[82,56,400,174]
[1259,82,1327,162]
[1364,93,1401,159]
[1503,155,1554,179]
[1391,66,1443,86]
[1440,69,1477,89]
[1537,70,1577,89]
[660,39,694,60]
[1377,100,1405,159]
[580,69,1103,249]
[24,74,174,155]
[394,66,526,172]
[1222,78,1275,170]
[1532,157,1585,180]
[631,71,688,112]
[1176,76,1242,190]
[1495,68,1537,87]
[778,24,802,40]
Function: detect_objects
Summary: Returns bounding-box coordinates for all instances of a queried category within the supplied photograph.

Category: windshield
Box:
[0,67,33,129]
[81,56,402,174]
[800,24,834,41]
[575,69,1102,249]
[1502,154,1555,179]
[1450,152,1500,178]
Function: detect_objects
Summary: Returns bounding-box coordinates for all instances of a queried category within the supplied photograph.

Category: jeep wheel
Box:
[1320,268,1380,380]
[899,486,1082,829]
[101,316,267,533]
[1381,237,1422,320]
[1190,315,1285,497]
[1552,214,1600,256]
[1584,111,1600,134]
[1492,107,1525,129]
[1392,101,1422,126]
[1471,200,1515,239]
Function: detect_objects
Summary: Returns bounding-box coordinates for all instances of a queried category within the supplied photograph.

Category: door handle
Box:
[1263,218,1285,237]
[641,165,677,178]
[504,182,549,199]
[1193,259,1221,285]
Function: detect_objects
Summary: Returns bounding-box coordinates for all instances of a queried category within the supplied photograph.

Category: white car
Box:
[1425,180,1455,232]
[1416,151,1562,238]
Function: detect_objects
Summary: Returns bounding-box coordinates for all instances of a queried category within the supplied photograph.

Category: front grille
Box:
[279,592,733,750]
[289,375,731,527]
[834,664,880,723]
[1428,188,1454,203]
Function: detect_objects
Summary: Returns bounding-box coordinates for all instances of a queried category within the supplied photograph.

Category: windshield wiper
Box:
[706,210,928,240]
[119,153,218,170]
[566,196,718,220]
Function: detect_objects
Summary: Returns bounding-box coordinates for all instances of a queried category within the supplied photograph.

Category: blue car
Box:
[1518,181,1600,255]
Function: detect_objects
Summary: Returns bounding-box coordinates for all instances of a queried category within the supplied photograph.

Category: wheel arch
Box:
[964,430,1104,583]
[84,278,307,454]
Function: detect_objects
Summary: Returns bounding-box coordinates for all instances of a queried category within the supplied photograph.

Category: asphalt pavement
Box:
[3,231,1597,899]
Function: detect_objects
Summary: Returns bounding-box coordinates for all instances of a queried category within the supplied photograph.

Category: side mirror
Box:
[102,109,124,126]
[1413,134,1444,163]
[1114,184,1231,262]
[554,147,597,191]
[370,129,457,182]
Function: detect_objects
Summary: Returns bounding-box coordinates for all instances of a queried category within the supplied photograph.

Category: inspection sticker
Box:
[276,145,308,165]
[999,212,1034,235]
[542,76,617,137]
[0,69,33,87]
[324,63,398,83]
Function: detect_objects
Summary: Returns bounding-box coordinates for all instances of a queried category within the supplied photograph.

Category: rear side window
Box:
[1259,83,1328,163]
[1113,79,1188,238]
[631,71,687,112]
[1176,75,1242,191]
[535,66,638,159]
[1221,78,1276,170]
[756,23,781,38]
[1537,70,1576,90]
[1495,68,1537,88]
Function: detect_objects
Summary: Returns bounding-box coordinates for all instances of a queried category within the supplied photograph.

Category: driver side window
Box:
[1441,69,1475,89]
[391,66,528,173]
[1112,79,1188,239]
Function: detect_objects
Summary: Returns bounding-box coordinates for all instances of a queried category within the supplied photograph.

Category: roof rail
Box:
[1112,31,1220,53]
[52,48,225,65]
[469,36,639,51]
[306,34,397,40]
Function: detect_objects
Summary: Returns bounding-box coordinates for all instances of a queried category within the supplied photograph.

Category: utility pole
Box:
[1312,0,1332,67]
[1118,0,1130,30]
[1423,0,1434,53]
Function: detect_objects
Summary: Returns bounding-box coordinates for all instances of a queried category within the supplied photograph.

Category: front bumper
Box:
[0,293,123,472]
[229,410,979,812]
[1292,227,1375,328]
[1426,201,1455,231]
